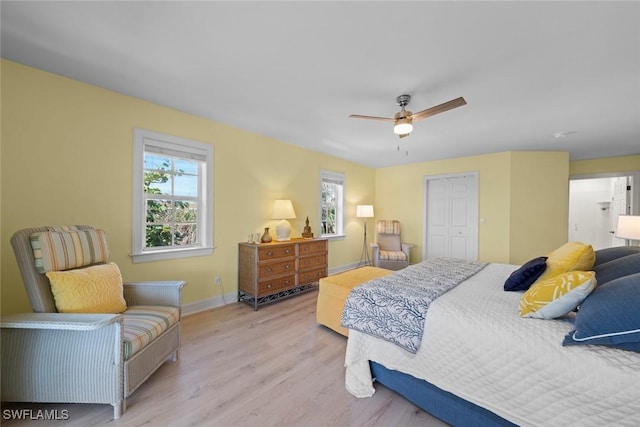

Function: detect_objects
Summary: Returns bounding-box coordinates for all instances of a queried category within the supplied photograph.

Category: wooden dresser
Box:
[238,238,328,310]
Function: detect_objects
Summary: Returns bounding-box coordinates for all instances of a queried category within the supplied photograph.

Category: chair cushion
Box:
[377,234,401,252]
[30,226,110,273]
[123,305,180,360]
[45,262,127,313]
[379,250,407,261]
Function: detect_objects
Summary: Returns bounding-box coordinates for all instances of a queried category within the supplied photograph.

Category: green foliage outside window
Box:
[144,158,198,248]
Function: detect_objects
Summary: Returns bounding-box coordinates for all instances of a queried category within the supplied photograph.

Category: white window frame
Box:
[132,128,214,263]
[319,170,345,239]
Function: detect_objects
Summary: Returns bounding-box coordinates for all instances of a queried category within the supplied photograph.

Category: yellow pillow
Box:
[534,241,595,284]
[46,262,127,313]
[519,271,596,319]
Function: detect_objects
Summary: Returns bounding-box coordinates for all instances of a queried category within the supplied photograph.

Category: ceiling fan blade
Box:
[349,114,395,122]
[399,133,410,139]
[411,97,467,121]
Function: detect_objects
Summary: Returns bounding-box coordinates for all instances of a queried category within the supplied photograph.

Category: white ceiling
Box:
[2,1,639,168]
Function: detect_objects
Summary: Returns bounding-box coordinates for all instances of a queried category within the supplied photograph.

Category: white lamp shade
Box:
[271,199,296,219]
[356,205,375,218]
[616,215,640,240]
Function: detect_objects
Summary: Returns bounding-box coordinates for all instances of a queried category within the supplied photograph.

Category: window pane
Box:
[174,201,197,222]
[146,199,173,223]
[145,154,171,171]
[174,158,198,175]
[174,174,198,197]
[175,224,197,245]
[145,225,172,248]
[144,169,171,195]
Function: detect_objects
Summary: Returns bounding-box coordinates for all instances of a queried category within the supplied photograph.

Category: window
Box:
[320,170,345,238]
[132,129,214,262]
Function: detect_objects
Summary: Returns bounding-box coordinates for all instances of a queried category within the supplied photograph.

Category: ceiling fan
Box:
[349,94,467,138]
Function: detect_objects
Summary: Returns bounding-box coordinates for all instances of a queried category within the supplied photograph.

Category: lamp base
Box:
[275,219,292,241]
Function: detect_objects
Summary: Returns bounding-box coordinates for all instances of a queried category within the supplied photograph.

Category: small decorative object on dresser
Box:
[238,238,328,310]
[302,216,314,238]
[260,227,272,243]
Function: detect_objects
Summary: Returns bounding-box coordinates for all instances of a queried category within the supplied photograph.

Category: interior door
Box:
[424,173,478,260]
[611,176,630,246]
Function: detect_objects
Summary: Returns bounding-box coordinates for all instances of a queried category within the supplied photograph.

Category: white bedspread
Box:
[345,263,640,427]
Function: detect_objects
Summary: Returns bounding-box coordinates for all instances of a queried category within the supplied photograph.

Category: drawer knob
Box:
[267,284,272,289]
[266,267,272,272]
[285,264,290,269]
[267,251,273,256]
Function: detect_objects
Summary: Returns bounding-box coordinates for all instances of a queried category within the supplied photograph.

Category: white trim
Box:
[182,291,237,316]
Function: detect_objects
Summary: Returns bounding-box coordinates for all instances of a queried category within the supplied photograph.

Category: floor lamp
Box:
[357,205,374,267]
[616,215,640,246]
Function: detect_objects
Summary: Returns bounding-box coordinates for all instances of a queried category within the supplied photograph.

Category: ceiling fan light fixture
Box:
[393,118,413,135]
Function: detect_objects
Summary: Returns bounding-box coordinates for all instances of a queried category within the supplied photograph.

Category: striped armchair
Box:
[1,226,185,419]
[371,220,414,270]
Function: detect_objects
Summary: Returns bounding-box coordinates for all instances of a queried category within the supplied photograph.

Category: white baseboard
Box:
[182,291,237,316]
[181,263,362,316]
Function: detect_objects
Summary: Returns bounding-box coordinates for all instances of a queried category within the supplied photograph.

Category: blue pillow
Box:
[593,253,640,286]
[593,246,640,267]
[504,256,548,291]
[563,273,640,352]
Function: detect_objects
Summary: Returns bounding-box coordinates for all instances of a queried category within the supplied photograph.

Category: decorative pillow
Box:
[504,256,548,291]
[30,227,110,273]
[593,246,640,268]
[593,253,640,287]
[519,271,596,319]
[563,273,640,352]
[45,262,127,313]
[533,241,595,284]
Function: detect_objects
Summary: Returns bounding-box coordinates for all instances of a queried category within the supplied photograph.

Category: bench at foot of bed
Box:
[316,266,392,336]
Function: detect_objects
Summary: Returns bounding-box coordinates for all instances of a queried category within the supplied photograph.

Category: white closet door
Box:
[425,173,478,260]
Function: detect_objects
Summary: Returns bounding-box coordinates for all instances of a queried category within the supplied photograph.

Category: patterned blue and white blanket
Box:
[340,257,488,353]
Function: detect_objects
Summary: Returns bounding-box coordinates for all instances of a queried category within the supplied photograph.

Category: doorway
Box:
[423,172,479,260]
[569,172,639,250]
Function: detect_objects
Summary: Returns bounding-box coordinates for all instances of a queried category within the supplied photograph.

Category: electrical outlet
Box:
[214,276,222,286]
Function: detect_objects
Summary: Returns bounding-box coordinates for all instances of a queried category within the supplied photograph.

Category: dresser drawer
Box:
[298,240,327,256]
[299,267,327,284]
[258,274,296,295]
[299,254,327,272]
[258,260,295,278]
[258,244,295,261]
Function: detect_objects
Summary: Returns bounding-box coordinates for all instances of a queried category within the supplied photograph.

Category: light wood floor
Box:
[1,291,448,427]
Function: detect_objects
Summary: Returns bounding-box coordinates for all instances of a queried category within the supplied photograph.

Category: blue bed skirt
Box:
[370,361,517,427]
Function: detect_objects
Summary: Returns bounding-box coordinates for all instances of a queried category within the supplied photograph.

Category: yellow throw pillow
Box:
[46,262,127,313]
[519,271,596,319]
[534,241,595,284]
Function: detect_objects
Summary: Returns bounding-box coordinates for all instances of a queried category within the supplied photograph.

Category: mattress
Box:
[345,263,640,427]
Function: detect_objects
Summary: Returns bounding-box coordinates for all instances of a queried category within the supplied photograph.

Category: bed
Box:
[342,245,640,427]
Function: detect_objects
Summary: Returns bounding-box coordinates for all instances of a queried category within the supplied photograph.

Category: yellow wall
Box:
[375,151,570,265]
[569,155,640,176]
[2,59,638,314]
[0,60,375,314]
[509,152,570,263]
